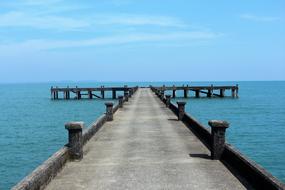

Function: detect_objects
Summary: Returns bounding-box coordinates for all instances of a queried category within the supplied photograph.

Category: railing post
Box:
[101,86,105,99]
[105,102,114,121]
[208,120,229,160]
[65,122,84,160]
[177,101,186,120]
[165,95,171,107]
[157,91,161,98]
[118,96,124,108]
[172,85,176,98]
[124,91,129,102]
[161,90,165,100]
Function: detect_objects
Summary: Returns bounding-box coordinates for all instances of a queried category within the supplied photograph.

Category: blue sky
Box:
[0,0,284,82]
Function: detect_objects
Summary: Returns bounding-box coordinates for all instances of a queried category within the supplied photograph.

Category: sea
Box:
[0,81,284,189]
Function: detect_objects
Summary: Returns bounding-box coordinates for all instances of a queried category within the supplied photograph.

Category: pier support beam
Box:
[63,91,67,99]
[195,90,200,98]
[76,91,81,100]
[88,91,93,99]
[52,91,57,99]
[220,89,225,97]
[177,101,186,120]
[112,90,116,99]
[232,84,239,98]
[207,85,214,98]
[65,122,84,160]
[184,89,188,98]
[208,120,229,160]
[105,102,114,121]
[118,96,124,108]
[165,95,171,107]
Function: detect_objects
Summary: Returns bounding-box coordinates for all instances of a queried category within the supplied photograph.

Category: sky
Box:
[0,0,284,83]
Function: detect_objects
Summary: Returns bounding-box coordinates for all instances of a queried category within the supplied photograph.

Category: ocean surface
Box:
[0,81,284,189]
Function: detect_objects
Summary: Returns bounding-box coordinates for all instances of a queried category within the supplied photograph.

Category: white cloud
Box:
[109,0,134,6]
[240,14,279,22]
[0,31,221,54]
[0,11,187,30]
[18,0,62,6]
[0,11,90,31]
[93,14,187,27]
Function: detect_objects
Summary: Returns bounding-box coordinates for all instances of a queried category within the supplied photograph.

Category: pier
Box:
[50,86,138,100]
[13,87,285,190]
[151,85,239,98]
[47,88,245,189]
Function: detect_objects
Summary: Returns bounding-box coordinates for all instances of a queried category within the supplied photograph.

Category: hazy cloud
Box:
[0,31,221,54]
[240,14,279,22]
[0,11,90,31]
[93,14,187,27]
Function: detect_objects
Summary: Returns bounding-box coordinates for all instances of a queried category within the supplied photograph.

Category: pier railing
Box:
[50,86,139,100]
[153,88,285,190]
[12,87,138,190]
[150,84,238,98]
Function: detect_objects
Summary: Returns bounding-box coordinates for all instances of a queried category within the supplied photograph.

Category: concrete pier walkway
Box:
[46,88,247,190]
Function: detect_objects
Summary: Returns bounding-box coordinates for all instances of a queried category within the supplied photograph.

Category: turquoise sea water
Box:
[0,81,284,189]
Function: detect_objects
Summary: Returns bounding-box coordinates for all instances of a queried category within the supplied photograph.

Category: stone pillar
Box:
[208,120,229,160]
[105,102,114,121]
[236,84,239,98]
[165,95,171,107]
[220,89,225,97]
[161,90,165,99]
[65,122,84,160]
[158,91,161,98]
[118,96,124,108]
[177,101,186,120]
[129,89,132,98]
[124,91,129,102]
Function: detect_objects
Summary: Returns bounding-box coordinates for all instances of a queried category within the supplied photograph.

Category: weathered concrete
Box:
[65,122,84,160]
[209,120,229,160]
[46,88,247,190]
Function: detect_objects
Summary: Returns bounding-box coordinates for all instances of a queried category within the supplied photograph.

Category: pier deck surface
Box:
[46,88,247,190]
